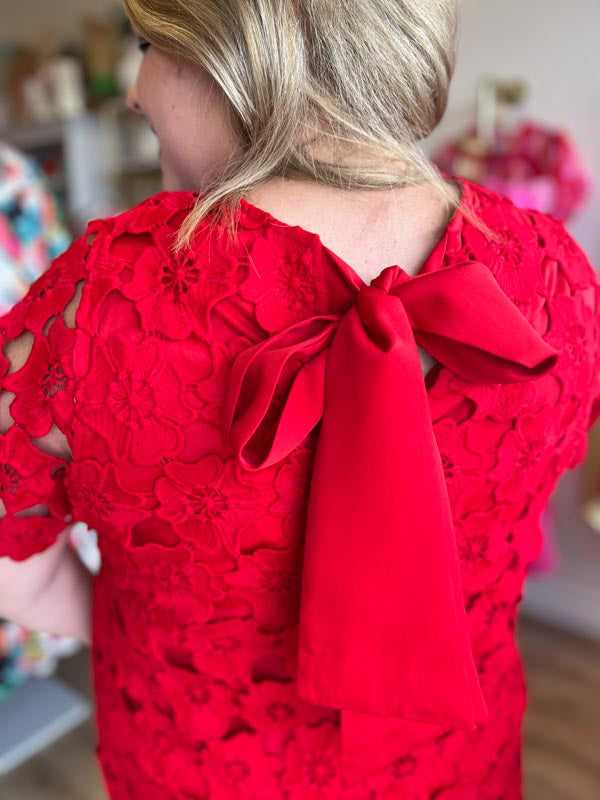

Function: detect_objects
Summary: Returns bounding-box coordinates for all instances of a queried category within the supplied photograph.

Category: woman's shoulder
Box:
[83,188,310,260]
[92,190,198,234]
[456,177,598,300]
[69,189,328,342]
[455,178,600,431]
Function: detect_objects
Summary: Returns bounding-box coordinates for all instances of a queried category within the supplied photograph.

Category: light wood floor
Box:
[519,620,600,799]
[0,616,598,799]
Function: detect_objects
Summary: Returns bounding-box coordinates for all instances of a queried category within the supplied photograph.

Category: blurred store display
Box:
[434,77,592,222]
[1,116,116,235]
[0,141,70,311]
[0,8,162,234]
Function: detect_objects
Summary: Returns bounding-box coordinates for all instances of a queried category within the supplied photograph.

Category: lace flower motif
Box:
[241,229,327,333]
[121,225,245,339]
[155,455,265,554]
[3,319,75,437]
[199,730,283,799]
[0,425,62,513]
[281,722,368,800]
[155,666,239,744]
[76,335,193,464]
[223,543,303,630]
[65,460,141,532]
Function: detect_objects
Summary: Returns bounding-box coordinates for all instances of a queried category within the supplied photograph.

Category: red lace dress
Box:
[1,177,599,800]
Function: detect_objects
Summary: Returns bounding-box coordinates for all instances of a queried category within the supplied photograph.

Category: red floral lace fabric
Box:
[1,177,599,799]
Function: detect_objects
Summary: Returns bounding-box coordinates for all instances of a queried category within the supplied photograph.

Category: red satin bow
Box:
[223,263,558,786]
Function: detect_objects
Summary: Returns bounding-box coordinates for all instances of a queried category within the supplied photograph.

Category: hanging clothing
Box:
[0,142,70,314]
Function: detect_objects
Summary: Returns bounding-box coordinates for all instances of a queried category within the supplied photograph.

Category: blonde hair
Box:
[124,0,460,250]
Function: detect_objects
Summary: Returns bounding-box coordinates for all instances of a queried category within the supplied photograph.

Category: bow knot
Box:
[370,264,412,292]
[223,261,558,786]
[355,269,413,353]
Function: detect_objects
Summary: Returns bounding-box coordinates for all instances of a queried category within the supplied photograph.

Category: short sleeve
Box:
[589,341,600,428]
[0,233,90,561]
[568,237,600,430]
[588,281,600,427]
[537,214,600,431]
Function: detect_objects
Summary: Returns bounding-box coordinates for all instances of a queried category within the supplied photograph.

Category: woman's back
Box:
[244,177,463,285]
[0,176,598,798]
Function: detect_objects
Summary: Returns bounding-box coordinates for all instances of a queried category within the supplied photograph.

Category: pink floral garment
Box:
[0,177,599,799]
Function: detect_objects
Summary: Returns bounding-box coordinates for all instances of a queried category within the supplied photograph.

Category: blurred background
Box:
[0,1,598,798]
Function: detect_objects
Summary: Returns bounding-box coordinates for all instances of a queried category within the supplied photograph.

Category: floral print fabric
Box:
[0,142,70,314]
[0,177,599,799]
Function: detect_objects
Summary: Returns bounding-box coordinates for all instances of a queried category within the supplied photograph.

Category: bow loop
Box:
[392,262,558,382]
[371,264,413,292]
[223,315,339,470]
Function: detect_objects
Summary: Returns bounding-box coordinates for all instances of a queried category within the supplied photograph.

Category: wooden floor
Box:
[0,616,598,799]
[519,620,600,799]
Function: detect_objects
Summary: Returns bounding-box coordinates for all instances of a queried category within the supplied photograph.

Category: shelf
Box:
[1,110,163,226]
[117,160,161,176]
[0,675,91,775]
[0,121,66,151]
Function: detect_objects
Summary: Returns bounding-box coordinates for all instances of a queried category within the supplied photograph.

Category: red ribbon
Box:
[223,263,558,785]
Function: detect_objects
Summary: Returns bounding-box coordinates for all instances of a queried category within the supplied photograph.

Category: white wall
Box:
[428,0,600,267]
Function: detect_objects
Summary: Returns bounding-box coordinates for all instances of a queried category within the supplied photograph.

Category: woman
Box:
[0,2,598,798]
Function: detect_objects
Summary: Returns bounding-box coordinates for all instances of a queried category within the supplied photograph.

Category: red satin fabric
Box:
[224,262,558,784]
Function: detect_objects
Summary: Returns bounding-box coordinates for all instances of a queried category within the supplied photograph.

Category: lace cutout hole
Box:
[64,280,85,329]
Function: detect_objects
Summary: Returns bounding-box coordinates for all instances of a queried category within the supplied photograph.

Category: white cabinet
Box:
[1,106,162,234]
